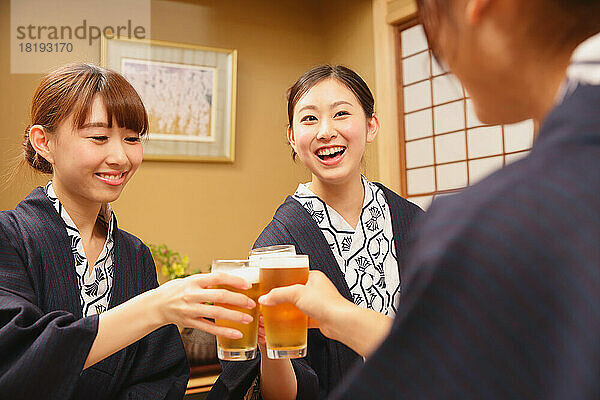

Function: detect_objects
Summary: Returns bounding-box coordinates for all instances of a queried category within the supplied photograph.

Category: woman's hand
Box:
[85,272,255,369]
[154,272,256,339]
[257,315,297,400]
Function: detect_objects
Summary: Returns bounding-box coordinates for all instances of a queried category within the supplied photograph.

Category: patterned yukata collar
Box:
[294,176,372,231]
[293,176,401,316]
[557,32,600,103]
[43,181,116,316]
[44,181,115,235]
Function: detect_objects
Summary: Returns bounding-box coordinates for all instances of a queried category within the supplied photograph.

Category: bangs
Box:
[70,67,149,135]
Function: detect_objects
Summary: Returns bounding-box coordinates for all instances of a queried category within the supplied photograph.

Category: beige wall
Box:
[322,0,379,180]
[0,0,376,275]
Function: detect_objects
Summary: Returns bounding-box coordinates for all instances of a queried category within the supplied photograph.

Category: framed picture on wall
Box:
[101,38,237,162]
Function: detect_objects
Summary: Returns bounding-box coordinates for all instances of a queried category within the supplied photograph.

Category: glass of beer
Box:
[212,260,260,361]
[249,244,296,257]
[249,244,296,270]
[259,254,309,359]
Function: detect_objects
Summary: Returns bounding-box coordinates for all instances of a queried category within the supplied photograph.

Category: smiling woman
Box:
[0,63,261,399]
[24,63,147,175]
[29,94,144,206]
[209,65,424,400]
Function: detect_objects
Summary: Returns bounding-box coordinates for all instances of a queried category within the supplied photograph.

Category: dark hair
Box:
[24,63,148,174]
[417,0,600,57]
[286,65,375,160]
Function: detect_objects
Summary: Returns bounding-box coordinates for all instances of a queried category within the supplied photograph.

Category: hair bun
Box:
[23,126,53,174]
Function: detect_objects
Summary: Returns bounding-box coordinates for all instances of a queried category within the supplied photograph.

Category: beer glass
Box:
[259,254,309,359]
[249,244,296,257]
[249,244,296,270]
[212,260,260,361]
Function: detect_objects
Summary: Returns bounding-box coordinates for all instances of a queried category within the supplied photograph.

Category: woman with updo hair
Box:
[209,65,423,400]
[0,63,258,399]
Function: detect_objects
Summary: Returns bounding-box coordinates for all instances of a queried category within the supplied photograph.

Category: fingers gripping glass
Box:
[259,255,309,359]
[212,260,260,361]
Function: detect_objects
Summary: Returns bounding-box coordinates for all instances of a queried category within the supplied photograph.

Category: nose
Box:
[106,140,130,168]
[316,119,337,141]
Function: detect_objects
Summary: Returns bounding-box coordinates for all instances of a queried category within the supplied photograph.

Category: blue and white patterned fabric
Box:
[293,176,400,317]
[44,181,115,316]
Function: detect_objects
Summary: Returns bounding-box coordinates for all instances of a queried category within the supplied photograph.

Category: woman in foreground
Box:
[0,63,256,399]
[260,0,600,398]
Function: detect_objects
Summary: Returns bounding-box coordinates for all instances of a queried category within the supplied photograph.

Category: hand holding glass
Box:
[212,260,260,361]
[259,254,309,359]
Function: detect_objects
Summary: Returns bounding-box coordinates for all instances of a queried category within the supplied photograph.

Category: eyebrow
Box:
[296,101,354,114]
[80,122,110,128]
[297,105,318,114]
[331,101,353,109]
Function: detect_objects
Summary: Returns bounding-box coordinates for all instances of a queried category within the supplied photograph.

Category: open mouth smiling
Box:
[95,172,126,180]
[94,171,128,186]
[316,146,346,160]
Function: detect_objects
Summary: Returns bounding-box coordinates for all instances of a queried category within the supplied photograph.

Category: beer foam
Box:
[249,253,287,266]
[258,254,309,269]
[228,267,259,284]
[250,245,296,255]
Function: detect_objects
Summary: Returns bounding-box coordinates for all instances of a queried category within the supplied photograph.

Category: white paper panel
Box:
[467,126,503,158]
[404,109,433,140]
[435,131,466,164]
[504,119,534,152]
[406,138,434,168]
[466,98,484,128]
[407,166,435,195]
[434,101,465,134]
[436,162,467,191]
[401,25,428,57]
[468,156,503,184]
[404,80,432,113]
[432,74,463,105]
[505,150,530,164]
[403,51,430,85]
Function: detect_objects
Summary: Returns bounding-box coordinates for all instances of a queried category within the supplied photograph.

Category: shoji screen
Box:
[397,23,534,210]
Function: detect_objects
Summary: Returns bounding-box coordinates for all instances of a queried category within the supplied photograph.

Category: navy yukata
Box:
[208,183,423,399]
[0,187,189,400]
[331,37,600,399]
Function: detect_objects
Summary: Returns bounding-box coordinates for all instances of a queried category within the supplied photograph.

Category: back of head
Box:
[418,0,600,53]
[24,63,148,174]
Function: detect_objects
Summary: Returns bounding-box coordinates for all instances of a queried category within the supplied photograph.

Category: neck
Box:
[528,55,573,122]
[511,39,578,122]
[51,178,102,241]
[308,172,365,228]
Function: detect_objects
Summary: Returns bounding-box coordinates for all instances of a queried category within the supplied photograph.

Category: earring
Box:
[33,152,39,166]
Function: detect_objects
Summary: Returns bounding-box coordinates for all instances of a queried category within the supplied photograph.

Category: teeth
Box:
[99,173,124,180]
[316,146,345,156]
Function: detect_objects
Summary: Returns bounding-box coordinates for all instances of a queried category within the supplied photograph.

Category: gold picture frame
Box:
[101,37,237,162]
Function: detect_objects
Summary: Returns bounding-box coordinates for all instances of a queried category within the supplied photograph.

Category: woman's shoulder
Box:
[370,181,424,216]
[1,187,56,234]
[113,227,150,256]
[253,196,310,249]
[257,195,305,225]
[271,195,322,231]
